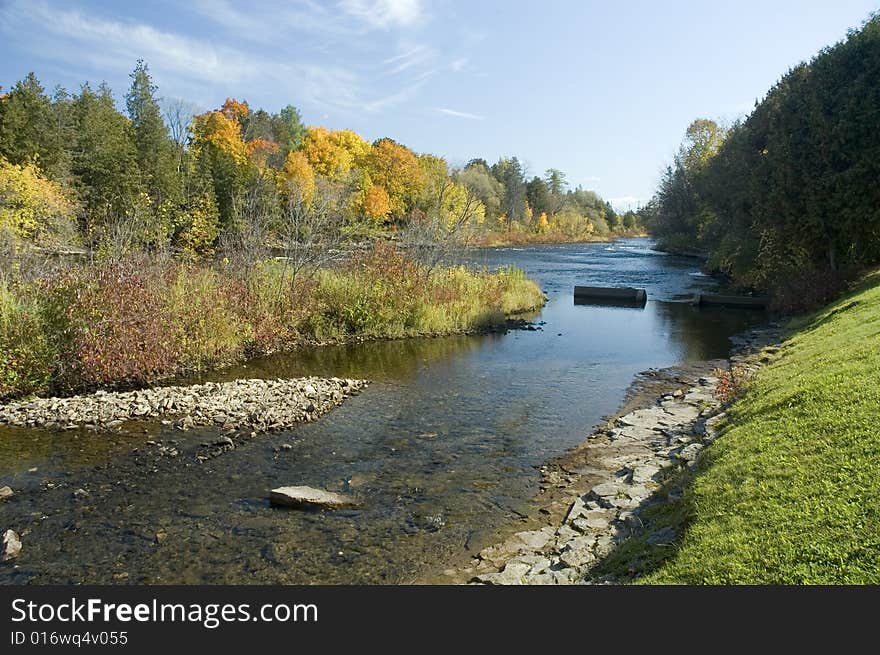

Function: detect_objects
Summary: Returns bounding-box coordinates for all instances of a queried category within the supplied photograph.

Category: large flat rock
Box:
[270,486,358,510]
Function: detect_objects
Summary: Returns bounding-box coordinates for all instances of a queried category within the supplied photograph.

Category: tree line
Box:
[0,61,631,260]
[642,13,880,309]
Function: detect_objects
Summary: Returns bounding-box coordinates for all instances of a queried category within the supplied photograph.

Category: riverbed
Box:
[0,238,765,584]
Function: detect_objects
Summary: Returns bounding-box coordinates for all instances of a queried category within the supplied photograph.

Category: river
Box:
[0,238,765,584]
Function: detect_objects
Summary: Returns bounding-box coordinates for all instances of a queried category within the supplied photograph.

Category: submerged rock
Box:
[269,486,359,510]
[2,529,22,562]
[0,486,13,501]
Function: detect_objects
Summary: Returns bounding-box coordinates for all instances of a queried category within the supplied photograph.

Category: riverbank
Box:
[430,323,783,584]
[0,242,544,401]
[637,270,880,584]
[470,230,646,248]
[436,268,880,584]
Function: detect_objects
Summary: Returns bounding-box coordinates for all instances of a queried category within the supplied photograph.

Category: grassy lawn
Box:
[635,271,880,583]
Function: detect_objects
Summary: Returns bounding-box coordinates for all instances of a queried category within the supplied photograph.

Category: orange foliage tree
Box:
[361,184,391,223]
[220,98,250,124]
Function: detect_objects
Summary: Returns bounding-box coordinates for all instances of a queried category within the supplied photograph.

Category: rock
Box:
[679,443,704,463]
[72,488,89,499]
[155,530,168,544]
[560,547,596,569]
[2,529,22,562]
[646,527,678,545]
[554,524,581,546]
[0,486,12,501]
[507,554,552,576]
[511,528,554,551]
[589,481,622,499]
[631,464,662,484]
[475,560,532,585]
[581,516,610,530]
[527,569,580,585]
[565,497,588,523]
[269,486,358,510]
[618,407,669,428]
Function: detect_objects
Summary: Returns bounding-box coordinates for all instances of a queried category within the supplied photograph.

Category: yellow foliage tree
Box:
[301,127,355,180]
[191,111,249,167]
[362,184,391,223]
[366,138,424,218]
[174,193,220,257]
[0,158,77,246]
[329,129,371,168]
[279,151,316,206]
[536,212,549,233]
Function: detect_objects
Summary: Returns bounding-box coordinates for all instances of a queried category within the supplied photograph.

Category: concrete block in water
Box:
[573,286,647,307]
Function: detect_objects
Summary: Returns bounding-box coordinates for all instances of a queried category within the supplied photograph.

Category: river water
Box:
[0,238,764,584]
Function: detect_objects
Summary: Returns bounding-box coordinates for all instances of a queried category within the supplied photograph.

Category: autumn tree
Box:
[366,138,424,219]
[190,107,252,228]
[279,151,316,207]
[361,184,391,223]
[457,161,502,223]
[0,157,78,247]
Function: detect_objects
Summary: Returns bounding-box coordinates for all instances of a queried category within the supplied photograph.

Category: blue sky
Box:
[1,0,877,209]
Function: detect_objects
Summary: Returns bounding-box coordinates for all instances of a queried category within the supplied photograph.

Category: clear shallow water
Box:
[0,238,765,584]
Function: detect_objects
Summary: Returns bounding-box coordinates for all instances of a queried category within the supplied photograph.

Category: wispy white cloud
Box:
[1,1,247,84]
[190,0,354,43]
[450,57,468,72]
[338,0,424,30]
[583,175,602,183]
[435,107,485,121]
[364,77,429,112]
[0,0,431,115]
[383,45,434,75]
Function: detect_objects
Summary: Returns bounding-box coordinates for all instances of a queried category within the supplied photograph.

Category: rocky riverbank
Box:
[0,377,368,435]
[436,323,784,585]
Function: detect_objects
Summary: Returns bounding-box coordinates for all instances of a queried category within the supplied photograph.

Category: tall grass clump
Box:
[0,278,56,398]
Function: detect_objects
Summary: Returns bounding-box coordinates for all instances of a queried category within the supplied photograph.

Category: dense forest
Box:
[0,61,630,259]
[643,13,880,310]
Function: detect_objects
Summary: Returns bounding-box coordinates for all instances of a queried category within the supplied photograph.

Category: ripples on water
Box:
[0,238,765,584]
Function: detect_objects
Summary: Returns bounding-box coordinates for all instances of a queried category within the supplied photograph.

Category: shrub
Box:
[0,279,55,398]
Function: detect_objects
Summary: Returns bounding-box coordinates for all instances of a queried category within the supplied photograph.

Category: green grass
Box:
[637,271,880,584]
